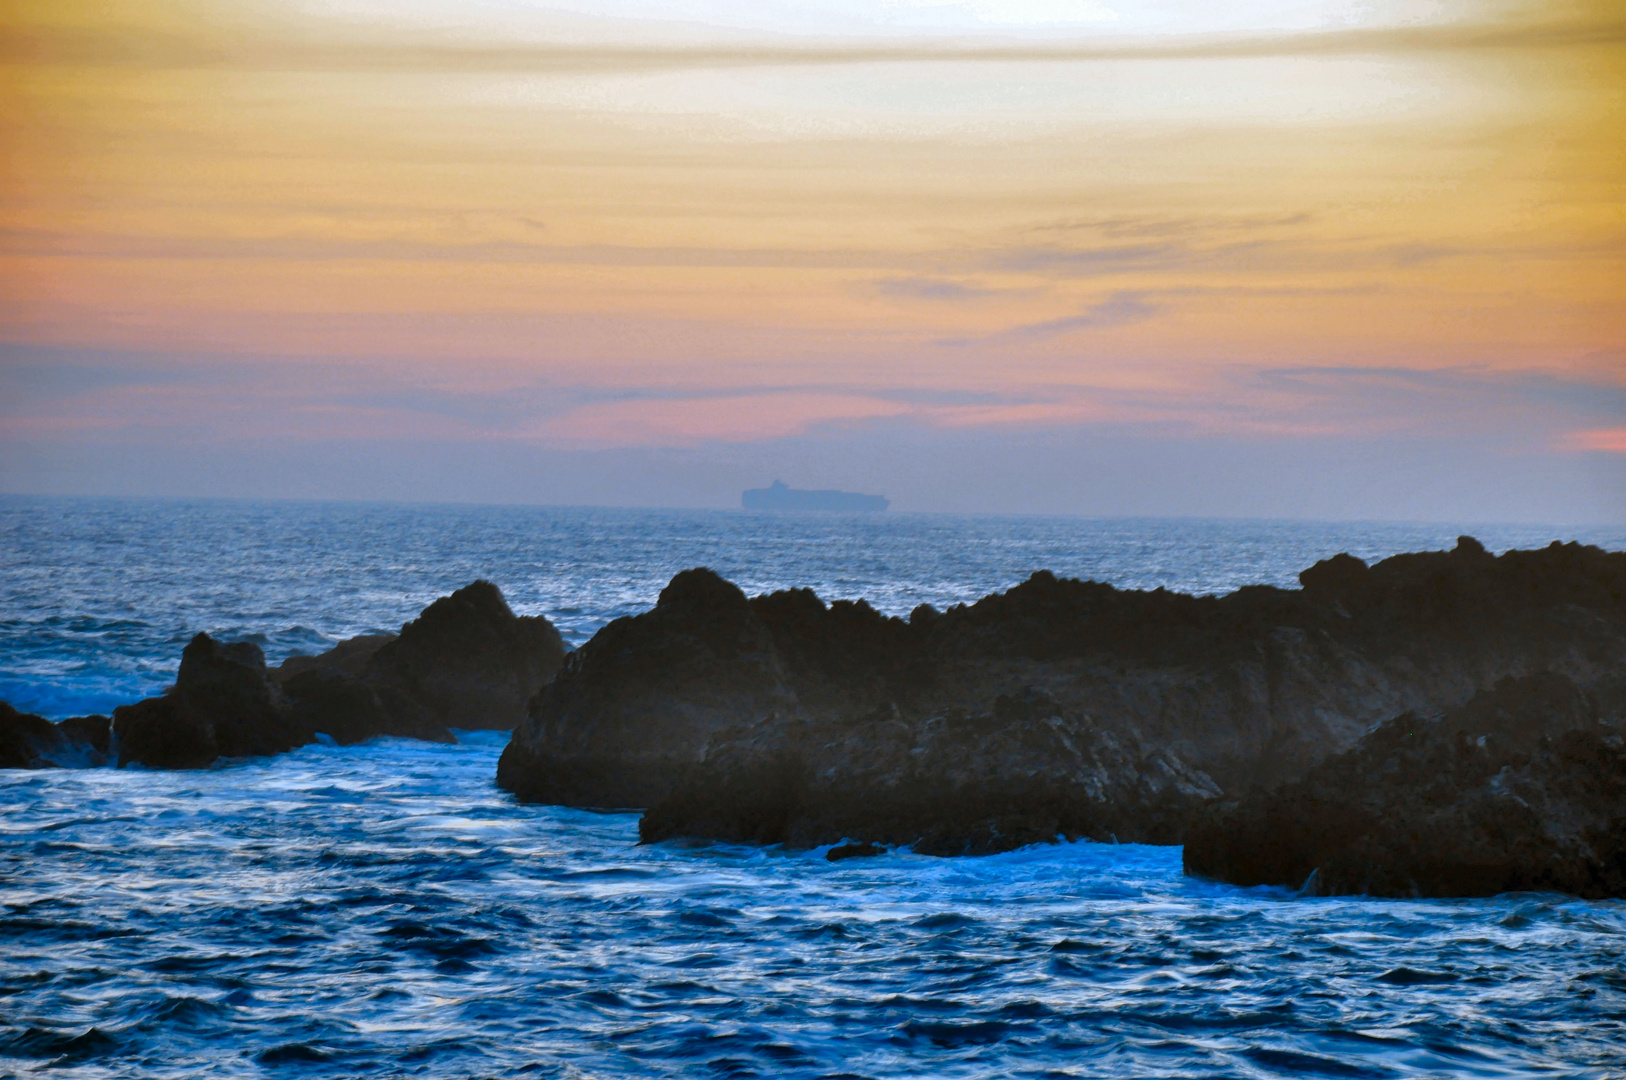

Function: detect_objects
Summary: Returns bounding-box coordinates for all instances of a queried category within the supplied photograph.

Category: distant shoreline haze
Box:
[742,480,889,512]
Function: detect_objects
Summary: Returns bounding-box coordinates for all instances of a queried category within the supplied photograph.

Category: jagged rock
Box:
[0,701,110,768]
[57,714,111,757]
[114,581,565,768]
[280,581,565,744]
[499,539,1626,859]
[369,580,567,731]
[1,701,63,768]
[115,635,304,768]
[497,569,796,808]
[272,634,395,682]
[1183,673,1626,897]
[635,703,1221,855]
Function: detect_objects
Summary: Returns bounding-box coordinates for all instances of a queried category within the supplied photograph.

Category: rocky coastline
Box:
[0,701,111,769]
[1183,673,1626,898]
[2,580,564,770]
[7,536,1626,897]
[500,538,1626,866]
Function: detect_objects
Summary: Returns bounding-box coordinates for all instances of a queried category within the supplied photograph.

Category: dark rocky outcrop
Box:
[629,674,1221,855]
[0,701,110,768]
[273,634,395,682]
[1183,674,1626,898]
[498,539,1626,860]
[114,635,303,768]
[115,581,564,768]
[365,580,567,733]
[499,569,1227,853]
[498,570,799,809]
[275,581,566,746]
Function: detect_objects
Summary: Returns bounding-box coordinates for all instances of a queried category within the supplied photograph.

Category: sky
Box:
[1,0,1622,520]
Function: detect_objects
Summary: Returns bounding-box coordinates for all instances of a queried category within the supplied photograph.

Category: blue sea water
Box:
[3,496,1626,1078]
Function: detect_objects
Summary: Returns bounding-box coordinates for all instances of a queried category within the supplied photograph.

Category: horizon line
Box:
[2,490,1622,534]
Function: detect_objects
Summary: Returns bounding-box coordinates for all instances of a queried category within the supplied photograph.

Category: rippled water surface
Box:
[5,496,1622,720]
[6,735,1626,1079]
[3,497,1626,1078]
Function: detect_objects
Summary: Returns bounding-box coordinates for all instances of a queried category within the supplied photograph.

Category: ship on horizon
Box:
[742,480,889,512]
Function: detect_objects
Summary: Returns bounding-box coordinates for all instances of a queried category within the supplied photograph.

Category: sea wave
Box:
[3,736,1623,1078]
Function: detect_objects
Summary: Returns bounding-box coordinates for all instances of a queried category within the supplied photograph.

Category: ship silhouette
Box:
[742,480,889,512]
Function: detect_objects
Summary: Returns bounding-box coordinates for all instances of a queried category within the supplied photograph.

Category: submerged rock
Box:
[499,539,1626,861]
[1183,673,1626,898]
[0,701,110,768]
[114,581,564,768]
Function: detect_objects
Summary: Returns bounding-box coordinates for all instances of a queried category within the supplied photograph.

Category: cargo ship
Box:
[741,480,889,512]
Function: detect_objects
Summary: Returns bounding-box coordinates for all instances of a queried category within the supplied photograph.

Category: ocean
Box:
[3,496,1625,1078]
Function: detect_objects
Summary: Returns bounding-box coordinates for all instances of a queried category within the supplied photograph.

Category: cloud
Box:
[991,234,1626,281]
[525,392,911,446]
[1226,366,1626,444]
[995,243,1181,275]
[0,225,901,271]
[6,343,1625,522]
[11,345,1621,451]
[1026,213,1315,240]
[1003,291,1161,336]
[8,1,1625,72]
[1562,428,1626,454]
[871,277,1011,302]
[940,290,1161,344]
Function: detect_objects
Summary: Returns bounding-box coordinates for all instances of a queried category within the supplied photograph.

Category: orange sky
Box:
[1,0,1622,515]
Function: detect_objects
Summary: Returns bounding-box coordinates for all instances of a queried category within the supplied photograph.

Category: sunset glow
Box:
[2,0,1622,516]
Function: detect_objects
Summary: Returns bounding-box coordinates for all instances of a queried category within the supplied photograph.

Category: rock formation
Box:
[498,539,1626,859]
[114,635,300,768]
[273,581,566,746]
[1183,673,1626,898]
[0,701,110,768]
[114,581,564,768]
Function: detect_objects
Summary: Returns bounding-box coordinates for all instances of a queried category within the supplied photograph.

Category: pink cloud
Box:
[1562,428,1626,454]
[538,392,909,446]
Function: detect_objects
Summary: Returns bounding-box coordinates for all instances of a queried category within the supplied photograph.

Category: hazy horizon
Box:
[5,489,1625,534]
